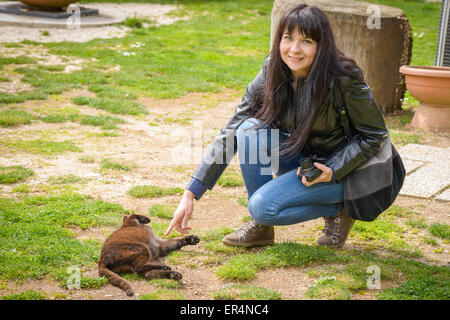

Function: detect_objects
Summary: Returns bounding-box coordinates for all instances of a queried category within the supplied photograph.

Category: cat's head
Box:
[122,214,151,226]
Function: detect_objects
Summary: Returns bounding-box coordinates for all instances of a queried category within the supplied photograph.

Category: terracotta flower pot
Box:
[399,65,450,131]
[19,0,79,8]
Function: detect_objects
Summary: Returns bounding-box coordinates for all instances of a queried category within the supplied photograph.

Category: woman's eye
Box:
[283,35,292,40]
[303,39,312,44]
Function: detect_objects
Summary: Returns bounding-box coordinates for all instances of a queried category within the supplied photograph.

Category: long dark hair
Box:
[254,4,364,159]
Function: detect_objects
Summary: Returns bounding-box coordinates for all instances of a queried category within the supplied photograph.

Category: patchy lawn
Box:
[0,0,448,300]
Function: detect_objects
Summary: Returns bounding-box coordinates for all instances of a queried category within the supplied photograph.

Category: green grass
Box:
[148,278,183,289]
[140,289,185,300]
[40,113,126,130]
[70,114,126,130]
[0,91,47,105]
[216,242,343,281]
[72,96,148,116]
[79,155,95,163]
[375,260,450,300]
[304,249,450,300]
[127,185,183,198]
[47,174,87,185]
[213,284,282,300]
[237,196,248,207]
[0,138,81,155]
[100,158,132,171]
[350,215,421,257]
[11,183,31,193]
[1,290,47,300]
[389,130,421,146]
[383,205,418,218]
[40,114,69,124]
[1,0,272,108]
[0,166,34,184]
[428,223,450,240]
[305,276,352,300]
[0,56,36,68]
[218,171,244,187]
[124,17,144,29]
[405,218,427,229]
[0,109,35,127]
[148,204,177,219]
[216,252,279,281]
[0,193,128,280]
[54,269,108,290]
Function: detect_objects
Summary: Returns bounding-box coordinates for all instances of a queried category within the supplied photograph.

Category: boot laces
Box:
[238,220,258,234]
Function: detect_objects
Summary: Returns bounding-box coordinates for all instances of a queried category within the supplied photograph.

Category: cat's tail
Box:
[98,261,134,297]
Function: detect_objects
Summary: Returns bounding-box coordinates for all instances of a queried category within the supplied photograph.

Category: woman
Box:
[165,5,388,249]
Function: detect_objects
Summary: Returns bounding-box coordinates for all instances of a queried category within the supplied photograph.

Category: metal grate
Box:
[436,0,450,66]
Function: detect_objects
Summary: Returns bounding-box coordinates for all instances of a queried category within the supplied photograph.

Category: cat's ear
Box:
[123,215,129,224]
[136,215,151,224]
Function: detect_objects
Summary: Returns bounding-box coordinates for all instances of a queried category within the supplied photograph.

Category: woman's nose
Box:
[290,41,303,53]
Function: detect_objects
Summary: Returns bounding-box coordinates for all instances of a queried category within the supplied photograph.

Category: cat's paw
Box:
[126,289,134,297]
[185,235,200,245]
[169,271,182,280]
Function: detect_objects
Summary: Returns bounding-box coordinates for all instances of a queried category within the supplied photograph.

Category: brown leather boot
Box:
[222,219,274,247]
[316,206,355,249]
[316,216,337,246]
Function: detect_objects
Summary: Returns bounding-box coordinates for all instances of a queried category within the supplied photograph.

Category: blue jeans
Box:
[236,118,343,226]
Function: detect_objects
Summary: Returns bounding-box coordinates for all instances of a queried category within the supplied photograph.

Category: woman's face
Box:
[280,27,317,80]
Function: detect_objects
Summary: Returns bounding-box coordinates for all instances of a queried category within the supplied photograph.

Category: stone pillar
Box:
[270,0,412,112]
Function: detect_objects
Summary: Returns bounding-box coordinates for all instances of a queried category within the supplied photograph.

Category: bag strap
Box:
[332,78,352,139]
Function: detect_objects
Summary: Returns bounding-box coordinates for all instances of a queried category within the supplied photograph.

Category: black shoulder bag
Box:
[333,79,406,221]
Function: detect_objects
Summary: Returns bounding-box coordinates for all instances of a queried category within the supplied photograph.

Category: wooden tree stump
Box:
[271,0,412,112]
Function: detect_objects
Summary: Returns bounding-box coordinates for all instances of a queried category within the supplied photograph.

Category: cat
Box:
[98,214,200,296]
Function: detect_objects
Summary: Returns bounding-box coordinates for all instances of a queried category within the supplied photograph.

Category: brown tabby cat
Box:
[98,214,200,296]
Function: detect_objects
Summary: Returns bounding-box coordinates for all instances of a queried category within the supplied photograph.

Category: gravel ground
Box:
[0,3,186,43]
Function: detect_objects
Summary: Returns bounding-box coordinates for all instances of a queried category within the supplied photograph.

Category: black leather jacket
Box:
[192,59,388,189]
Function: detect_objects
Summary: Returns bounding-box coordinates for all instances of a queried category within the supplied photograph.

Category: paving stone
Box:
[398,144,450,162]
[400,162,450,198]
[435,188,450,201]
[402,159,425,174]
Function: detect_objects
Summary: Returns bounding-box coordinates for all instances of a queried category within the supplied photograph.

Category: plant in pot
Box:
[399,0,450,132]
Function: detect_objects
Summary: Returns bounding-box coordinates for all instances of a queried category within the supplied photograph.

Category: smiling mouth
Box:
[289,56,304,62]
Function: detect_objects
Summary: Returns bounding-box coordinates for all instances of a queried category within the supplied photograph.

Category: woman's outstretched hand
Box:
[297,162,333,187]
[165,190,195,236]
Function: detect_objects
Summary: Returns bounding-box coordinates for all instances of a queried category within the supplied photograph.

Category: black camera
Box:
[298,157,322,182]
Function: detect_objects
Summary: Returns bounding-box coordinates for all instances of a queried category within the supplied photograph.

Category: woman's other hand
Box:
[165,190,195,236]
[297,162,333,187]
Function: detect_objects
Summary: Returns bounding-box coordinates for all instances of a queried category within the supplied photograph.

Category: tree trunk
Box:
[271,0,412,112]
